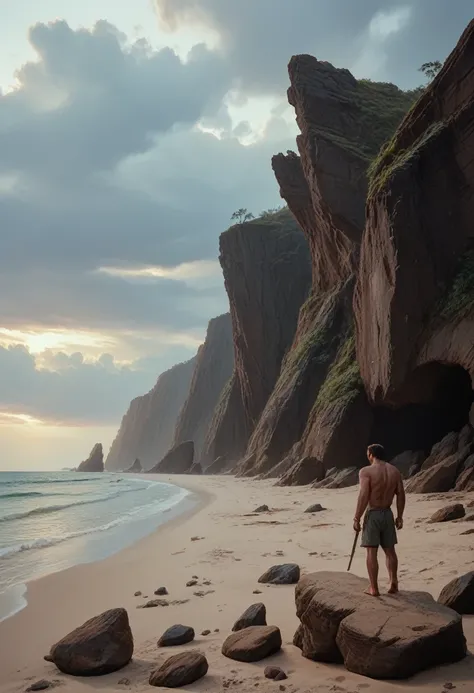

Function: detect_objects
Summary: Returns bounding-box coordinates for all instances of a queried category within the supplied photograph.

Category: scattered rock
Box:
[258,564,300,585]
[149,651,208,688]
[117,678,131,686]
[264,667,287,681]
[253,590,262,594]
[214,628,220,633]
[429,504,465,523]
[222,626,282,662]
[154,587,168,596]
[295,571,466,679]
[134,591,142,597]
[47,608,133,676]
[191,537,204,542]
[26,681,53,691]
[186,580,198,587]
[201,630,211,636]
[460,528,474,535]
[137,599,169,609]
[232,603,267,631]
[304,504,325,513]
[203,580,212,586]
[158,624,195,647]
[438,572,474,614]
[194,590,215,597]
[254,505,270,513]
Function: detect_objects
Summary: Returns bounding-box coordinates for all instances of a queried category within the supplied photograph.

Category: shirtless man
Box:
[353,443,405,596]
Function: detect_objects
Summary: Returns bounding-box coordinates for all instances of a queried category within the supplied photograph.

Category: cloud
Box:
[0,343,196,426]
[154,0,474,89]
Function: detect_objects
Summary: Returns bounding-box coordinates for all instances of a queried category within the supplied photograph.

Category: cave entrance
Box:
[370,362,473,460]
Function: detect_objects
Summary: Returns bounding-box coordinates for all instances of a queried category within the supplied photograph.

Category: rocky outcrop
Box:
[173,314,234,465]
[124,459,142,474]
[295,572,466,679]
[278,456,325,486]
[47,608,133,676]
[355,20,474,406]
[148,441,194,474]
[105,358,196,471]
[77,443,104,473]
[202,209,312,468]
[236,57,417,479]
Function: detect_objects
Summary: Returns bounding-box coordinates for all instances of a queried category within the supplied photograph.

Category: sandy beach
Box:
[1,475,473,692]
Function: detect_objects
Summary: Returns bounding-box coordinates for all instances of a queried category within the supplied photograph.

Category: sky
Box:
[0,0,472,470]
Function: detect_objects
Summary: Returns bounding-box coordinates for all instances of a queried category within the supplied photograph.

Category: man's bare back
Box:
[361,462,401,510]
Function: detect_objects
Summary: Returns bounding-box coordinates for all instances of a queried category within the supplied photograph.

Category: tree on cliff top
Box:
[231,208,254,225]
[419,60,443,81]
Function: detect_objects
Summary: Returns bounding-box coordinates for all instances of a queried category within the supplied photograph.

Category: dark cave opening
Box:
[370,362,474,460]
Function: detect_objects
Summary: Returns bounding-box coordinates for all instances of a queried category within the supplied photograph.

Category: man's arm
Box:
[395,473,405,529]
[353,469,370,531]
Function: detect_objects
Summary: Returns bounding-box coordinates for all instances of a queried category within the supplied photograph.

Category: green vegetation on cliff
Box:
[312,330,362,413]
[437,249,474,322]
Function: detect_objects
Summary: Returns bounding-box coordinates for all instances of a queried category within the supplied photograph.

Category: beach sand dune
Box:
[1,475,473,692]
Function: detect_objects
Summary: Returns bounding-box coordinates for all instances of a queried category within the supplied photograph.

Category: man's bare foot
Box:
[364,586,380,597]
[388,583,398,594]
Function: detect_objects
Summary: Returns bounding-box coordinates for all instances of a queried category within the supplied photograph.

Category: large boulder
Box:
[438,572,474,614]
[390,450,425,479]
[232,603,267,631]
[278,457,325,486]
[455,465,474,491]
[429,504,465,523]
[295,572,466,679]
[258,564,300,585]
[148,441,194,474]
[314,466,359,489]
[222,626,282,662]
[405,448,471,494]
[47,608,133,676]
[149,651,208,688]
[76,443,104,473]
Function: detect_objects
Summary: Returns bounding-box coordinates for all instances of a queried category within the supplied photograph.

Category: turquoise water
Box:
[0,471,194,621]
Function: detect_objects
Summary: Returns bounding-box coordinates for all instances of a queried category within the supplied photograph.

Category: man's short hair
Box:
[367,443,386,461]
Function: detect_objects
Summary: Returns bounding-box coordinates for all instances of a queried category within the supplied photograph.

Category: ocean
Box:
[0,471,194,622]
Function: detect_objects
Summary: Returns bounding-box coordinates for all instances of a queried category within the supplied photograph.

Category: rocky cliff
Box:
[173,313,233,464]
[236,57,418,479]
[201,209,312,468]
[105,357,196,471]
[353,19,474,488]
[77,443,104,473]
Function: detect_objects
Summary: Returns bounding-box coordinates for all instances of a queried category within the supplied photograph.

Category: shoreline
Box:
[0,474,208,624]
[1,476,474,692]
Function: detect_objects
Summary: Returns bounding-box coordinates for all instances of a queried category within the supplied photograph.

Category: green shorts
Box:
[361,508,397,548]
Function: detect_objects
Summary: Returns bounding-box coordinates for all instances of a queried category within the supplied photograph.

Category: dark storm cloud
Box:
[155,0,474,90]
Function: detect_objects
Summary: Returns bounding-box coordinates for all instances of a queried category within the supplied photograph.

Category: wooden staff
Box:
[347,529,360,571]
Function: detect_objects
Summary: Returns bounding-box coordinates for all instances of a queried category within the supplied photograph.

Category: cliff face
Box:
[77,443,104,473]
[201,209,312,467]
[237,57,416,479]
[105,357,196,471]
[355,20,474,403]
[173,313,233,464]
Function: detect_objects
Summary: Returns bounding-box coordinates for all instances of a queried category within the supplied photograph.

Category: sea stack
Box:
[76,443,104,473]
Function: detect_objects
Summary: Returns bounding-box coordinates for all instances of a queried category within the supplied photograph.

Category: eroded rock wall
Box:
[173,313,233,464]
[105,357,196,471]
[201,210,311,467]
[238,56,416,479]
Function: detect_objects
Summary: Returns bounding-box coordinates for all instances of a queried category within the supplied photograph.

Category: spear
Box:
[347,529,360,572]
